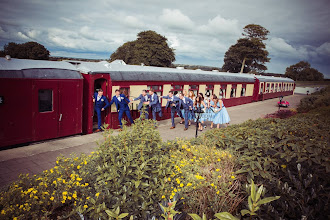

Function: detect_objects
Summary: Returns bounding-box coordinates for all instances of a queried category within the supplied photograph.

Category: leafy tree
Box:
[0,41,50,60]
[285,61,324,81]
[110,30,175,67]
[222,24,270,73]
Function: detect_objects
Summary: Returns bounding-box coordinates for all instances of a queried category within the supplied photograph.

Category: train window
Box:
[189,85,199,96]
[241,87,246,97]
[38,89,53,112]
[205,84,214,98]
[271,83,274,93]
[279,84,282,92]
[260,83,264,94]
[171,85,183,96]
[275,84,278,92]
[147,85,163,97]
[266,83,270,93]
[219,85,226,99]
[230,85,237,98]
[120,87,130,98]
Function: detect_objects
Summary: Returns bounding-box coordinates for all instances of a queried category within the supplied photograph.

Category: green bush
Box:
[297,86,330,112]
[199,106,330,219]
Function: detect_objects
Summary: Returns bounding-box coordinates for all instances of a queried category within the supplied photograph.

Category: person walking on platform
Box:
[162,91,184,129]
[178,93,193,131]
[148,88,163,126]
[93,89,110,132]
[109,89,134,129]
[131,89,150,119]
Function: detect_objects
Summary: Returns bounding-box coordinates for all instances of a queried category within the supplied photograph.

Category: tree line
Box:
[0,26,324,81]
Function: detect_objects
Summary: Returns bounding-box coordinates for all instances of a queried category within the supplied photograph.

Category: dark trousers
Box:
[183,109,189,128]
[152,110,163,121]
[171,107,183,127]
[95,107,102,129]
[118,109,134,127]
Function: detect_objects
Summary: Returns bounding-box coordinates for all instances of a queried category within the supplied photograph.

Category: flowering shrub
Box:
[163,140,243,218]
[264,109,297,119]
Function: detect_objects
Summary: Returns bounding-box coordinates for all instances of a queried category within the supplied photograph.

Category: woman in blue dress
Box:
[210,94,230,128]
[194,93,207,131]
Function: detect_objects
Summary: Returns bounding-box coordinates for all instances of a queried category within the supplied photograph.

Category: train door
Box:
[33,81,59,140]
[93,78,108,130]
[58,80,82,137]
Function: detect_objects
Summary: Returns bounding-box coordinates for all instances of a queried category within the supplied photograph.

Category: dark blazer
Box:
[179,97,193,110]
[94,92,110,109]
[133,94,151,110]
[162,95,180,110]
[149,93,162,112]
[109,94,130,112]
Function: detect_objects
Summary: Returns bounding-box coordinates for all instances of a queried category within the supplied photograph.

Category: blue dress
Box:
[212,102,231,124]
[208,100,216,121]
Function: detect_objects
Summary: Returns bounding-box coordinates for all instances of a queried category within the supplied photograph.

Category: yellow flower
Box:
[180,183,184,187]
[186,183,192,187]
[216,191,220,195]
[168,177,171,181]
[84,205,88,209]
[210,183,215,187]
[13,217,18,220]
[95,192,100,197]
[216,169,220,172]
[86,197,90,200]
[72,192,77,199]
[1,210,6,215]
[77,165,81,170]
[218,175,222,178]
[217,159,221,162]
[161,195,165,199]
[231,176,235,179]
[50,197,54,201]
[62,191,68,196]
[281,165,287,168]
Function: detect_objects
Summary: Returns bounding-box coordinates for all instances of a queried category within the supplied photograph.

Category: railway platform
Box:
[0,94,304,188]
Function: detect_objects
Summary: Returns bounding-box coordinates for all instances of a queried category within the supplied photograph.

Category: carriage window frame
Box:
[241,84,246,97]
[219,85,226,99]
[230,84,237,98]
[270,83,274,93]
[275,83,278,92]
[171,84,183,96]
[266,83,270,93]
[38,89,53,113]
[260,83,264,94]
[147,85,163,97]
[120,87,130,98]
[189,85,199,96]
[205,84,214,98]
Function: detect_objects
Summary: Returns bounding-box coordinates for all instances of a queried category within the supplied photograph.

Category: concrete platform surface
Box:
[0,94,304,188]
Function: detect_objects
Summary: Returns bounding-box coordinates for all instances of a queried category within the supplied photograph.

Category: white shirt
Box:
[97,95,101,101]
[144,96,148,102]
[117,96,121,102]
[183,98,186,104]
[151,94,154,102]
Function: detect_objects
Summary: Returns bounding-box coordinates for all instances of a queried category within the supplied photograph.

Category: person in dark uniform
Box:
[109,89,134,129]
[178,92,194,131]
[148,88,163,122]
[162,91,184,129]
[131,89,150,119]
[93,89,110,132]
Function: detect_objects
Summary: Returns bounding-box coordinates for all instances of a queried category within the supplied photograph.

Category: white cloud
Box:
[122,16,145,28]
[197,15,241,37]
[17,31,30,40]
[159,9,194,30]
[267,37,309,59]
[316,42,330,56]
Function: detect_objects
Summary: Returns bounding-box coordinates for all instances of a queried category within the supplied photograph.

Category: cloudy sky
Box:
[0,0,329,77]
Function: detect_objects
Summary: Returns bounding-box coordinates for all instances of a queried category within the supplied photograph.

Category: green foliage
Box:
[200,106,330,219]
[285,61,324,81]
[222,24,270,73]
[110,30,175,67]
[164,140,242,218]
[0,41,50,60]
[297,86,330,112]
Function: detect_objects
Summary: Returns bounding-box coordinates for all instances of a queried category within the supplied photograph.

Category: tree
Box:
[222,24,270,73]
[285,61,324,81]
[110,30,175,67]
[0,41,50,60]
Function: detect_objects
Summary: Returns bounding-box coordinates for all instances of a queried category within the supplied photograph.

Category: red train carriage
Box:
[72,61,294,132]
[0,58,83,148]
[0,58,295,147]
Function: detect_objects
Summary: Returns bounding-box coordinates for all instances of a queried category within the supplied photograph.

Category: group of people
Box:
[92,88,230,132]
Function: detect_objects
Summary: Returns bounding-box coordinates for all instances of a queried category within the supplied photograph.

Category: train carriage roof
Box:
[75,60,294,83]
[0,57,82,79]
